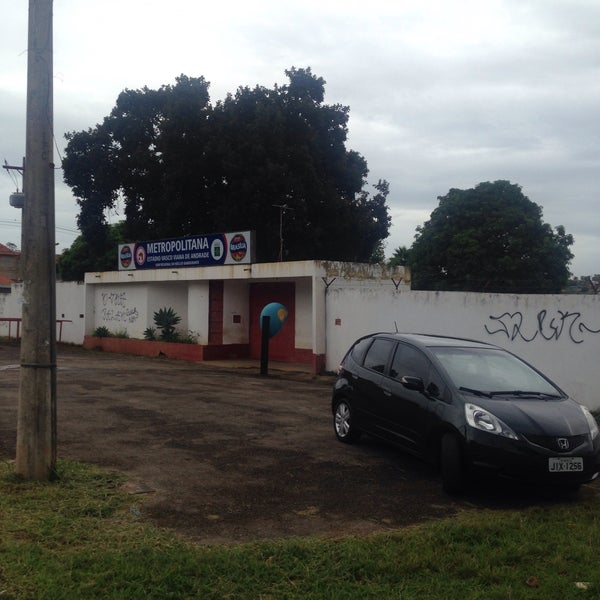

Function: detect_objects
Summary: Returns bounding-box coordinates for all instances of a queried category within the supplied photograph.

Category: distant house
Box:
[0,272,12,293]
[0,243,20,282]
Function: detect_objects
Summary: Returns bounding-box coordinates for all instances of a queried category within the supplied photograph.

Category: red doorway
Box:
[249,283,295,361]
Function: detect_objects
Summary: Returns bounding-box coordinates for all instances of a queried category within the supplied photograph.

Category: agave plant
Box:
[143,327,157,341]
[153,307,181,342]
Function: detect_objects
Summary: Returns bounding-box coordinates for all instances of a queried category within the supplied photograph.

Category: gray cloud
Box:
[1,0,598,274]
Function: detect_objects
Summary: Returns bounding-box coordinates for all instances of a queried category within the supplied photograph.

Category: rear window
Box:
[363,339,395,373]
[348,336,373,364]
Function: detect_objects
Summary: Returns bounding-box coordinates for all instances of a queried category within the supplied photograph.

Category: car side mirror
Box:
[400,375,425,392]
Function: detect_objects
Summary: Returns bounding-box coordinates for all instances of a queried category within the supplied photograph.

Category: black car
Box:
[332,333,600,493]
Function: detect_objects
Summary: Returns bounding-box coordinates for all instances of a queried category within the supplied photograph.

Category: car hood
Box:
[471,396,588,436]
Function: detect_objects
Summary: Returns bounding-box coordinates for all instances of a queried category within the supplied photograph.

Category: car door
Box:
[352,338,396,433]
[376,342,438,454]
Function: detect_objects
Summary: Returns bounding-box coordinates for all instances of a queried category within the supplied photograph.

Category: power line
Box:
[3,160,22,190]
[0,219,78,235]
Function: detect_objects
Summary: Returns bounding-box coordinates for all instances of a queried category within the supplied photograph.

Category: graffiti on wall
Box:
[100,291,139,324]
[485,310,600,344]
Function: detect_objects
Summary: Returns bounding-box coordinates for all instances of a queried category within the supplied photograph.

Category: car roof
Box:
[371,332,500,350]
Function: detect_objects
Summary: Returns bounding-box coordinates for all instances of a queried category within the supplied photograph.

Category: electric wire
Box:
[0,220,78,236]
[3,160,22,191]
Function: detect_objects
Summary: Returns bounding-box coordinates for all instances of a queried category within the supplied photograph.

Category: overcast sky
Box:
[1,0,598,275]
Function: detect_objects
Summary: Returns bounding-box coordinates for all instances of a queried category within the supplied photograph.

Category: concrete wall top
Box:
[84,260,409,285]
[317,261,409,283]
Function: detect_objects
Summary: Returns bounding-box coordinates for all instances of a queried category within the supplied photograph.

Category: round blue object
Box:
[260,302,289,338]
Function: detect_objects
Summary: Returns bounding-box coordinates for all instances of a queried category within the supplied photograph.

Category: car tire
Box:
[441,433,465,494]
[333,399,361,444]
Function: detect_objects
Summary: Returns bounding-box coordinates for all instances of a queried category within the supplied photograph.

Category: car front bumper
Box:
[465,429,600,486]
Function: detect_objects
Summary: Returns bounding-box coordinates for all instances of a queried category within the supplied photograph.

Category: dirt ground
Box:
[0,341,596,545]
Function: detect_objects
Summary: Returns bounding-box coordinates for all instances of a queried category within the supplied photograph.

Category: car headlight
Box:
[465,403,519,440]
[580,405,599,440]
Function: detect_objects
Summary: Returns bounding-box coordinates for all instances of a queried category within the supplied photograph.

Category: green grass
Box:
[1,460,600,599]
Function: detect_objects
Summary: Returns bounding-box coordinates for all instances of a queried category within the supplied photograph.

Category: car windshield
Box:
[430,347,562,397]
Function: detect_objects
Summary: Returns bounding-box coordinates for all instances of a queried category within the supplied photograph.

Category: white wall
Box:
[0,281,86,344]
[56,281,86,343]
[88,282,191,339]
[0,284,23,340]
[5,275,598,410]
[92,283,148,338]
[188,281,210,344]
[223,280,249,344]
[325,287,600,409]
[148,283,189,334]
[295,278,312,350]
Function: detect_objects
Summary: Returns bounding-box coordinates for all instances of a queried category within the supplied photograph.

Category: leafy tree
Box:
[63,76,212,244]
[409,180,574,293]
[62,68,390,265]
[388,245,411,267]
[58,222,127,281]
[370,242,386,264]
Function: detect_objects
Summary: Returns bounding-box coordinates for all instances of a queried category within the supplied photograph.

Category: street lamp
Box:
[273,203,294,262]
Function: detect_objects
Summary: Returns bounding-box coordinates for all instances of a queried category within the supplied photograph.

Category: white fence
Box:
[325,286,600,409]
[0,282,86,345]
[2,279,599,409]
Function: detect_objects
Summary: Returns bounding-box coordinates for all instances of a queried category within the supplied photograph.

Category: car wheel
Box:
[333,399,361,444]
[441,433,465,494]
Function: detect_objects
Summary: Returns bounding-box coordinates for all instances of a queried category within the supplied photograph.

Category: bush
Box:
[177,331,198,344]
[143,327,157,341]
[153,307,182,342]
[93,326,110,337]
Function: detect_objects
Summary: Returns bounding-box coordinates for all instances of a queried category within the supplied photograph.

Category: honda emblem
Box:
[557,438,570,451]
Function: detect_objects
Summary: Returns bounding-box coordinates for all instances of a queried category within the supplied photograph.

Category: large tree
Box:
[409,180,574,293]
[62,68,390,272]
[58,222,127,281]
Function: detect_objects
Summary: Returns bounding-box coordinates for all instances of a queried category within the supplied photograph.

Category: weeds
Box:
[92,308,197,343]
[1,460,600,599]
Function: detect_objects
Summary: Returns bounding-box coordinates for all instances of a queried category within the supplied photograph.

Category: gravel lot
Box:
[0,341,594,544]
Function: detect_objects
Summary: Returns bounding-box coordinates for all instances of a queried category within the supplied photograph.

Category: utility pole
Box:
[16,0,57,480]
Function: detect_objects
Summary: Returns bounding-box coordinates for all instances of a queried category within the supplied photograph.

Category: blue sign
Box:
[118,231,254,270]
[260,303,288,338]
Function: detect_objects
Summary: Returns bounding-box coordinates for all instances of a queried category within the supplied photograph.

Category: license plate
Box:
[548,457,584,472]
